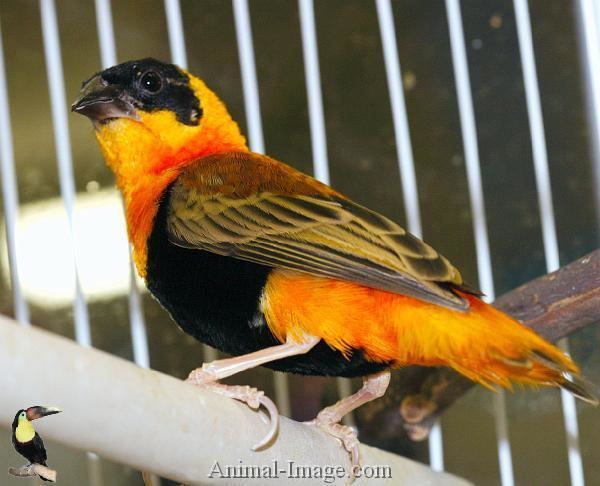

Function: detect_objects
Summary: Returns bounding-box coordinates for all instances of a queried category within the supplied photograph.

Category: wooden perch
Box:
[355,249,600,452]
[8,463,57,482]
[0,315,469,485]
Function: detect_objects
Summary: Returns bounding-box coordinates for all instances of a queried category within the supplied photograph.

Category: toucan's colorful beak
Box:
[26,406,62,421]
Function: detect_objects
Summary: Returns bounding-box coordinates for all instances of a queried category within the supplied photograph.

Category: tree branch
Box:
[8,463,57,482]
[355,249,600,451]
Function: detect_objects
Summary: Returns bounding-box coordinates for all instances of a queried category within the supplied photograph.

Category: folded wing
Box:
[167,152,469,310]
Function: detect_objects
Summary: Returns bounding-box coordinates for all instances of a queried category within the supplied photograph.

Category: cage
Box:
[0,0,598,485]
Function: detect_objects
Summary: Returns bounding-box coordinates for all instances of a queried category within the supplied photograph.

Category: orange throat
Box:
[94,75,248,278]
[96,121,179,279]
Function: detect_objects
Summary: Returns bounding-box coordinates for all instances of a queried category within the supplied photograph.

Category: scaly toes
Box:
[212,385,280,450]
[186,378,280,451]
[186,365,218,385]
[305,419,360,482]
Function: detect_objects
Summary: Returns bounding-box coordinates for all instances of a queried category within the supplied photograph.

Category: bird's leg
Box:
[306,371,391,473]
[188,334,320,383]
[187,334,320,449]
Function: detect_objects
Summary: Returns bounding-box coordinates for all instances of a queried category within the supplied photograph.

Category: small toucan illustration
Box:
[11,406,61,480]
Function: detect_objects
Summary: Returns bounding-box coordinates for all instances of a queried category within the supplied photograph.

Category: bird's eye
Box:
[139,70,163,94]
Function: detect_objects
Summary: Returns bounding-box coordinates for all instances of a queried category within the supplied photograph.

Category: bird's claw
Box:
[249,392,279,450]
[187,374,279,450]
[305,417,360,483]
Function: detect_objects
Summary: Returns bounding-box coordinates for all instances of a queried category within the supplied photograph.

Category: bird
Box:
[72,58,596,464]
[11,406,61,481]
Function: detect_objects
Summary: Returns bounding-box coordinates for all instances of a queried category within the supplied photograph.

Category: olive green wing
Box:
[166,156,468,310]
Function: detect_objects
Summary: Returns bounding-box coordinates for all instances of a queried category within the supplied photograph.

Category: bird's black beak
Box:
[26,406,62,421]
[71,74,139,126]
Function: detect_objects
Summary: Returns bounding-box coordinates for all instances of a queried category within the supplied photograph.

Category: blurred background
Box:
[0,0,598,484]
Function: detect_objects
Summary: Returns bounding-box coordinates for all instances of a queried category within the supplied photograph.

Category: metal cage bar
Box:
[297,0,356,424]
[445,1,515,485]
[94,0,117,68]
[39,0,99,482]
[232,0,265,155]
[163,0,219,365]
[0,21,29,326]
[164,0,188,69]
[93,0,151,370]
[39,0,92,348]
[232,0,291,417]
[577,0,600,227]
[374,0,444,471]
[513,1,584,484]
[298,0,330,185]
[375,0,422,238]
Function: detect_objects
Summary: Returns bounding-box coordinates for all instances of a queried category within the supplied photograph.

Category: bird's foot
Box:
[186,365,219,386]
[186,368,279,450]
[184,336,320,450]
[305,413,360,483]
[303,372,391,484]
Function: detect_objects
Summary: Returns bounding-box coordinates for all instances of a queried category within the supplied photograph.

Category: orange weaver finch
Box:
[72,58,596,463]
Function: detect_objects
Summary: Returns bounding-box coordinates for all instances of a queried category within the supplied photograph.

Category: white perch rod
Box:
[0,315,469,485]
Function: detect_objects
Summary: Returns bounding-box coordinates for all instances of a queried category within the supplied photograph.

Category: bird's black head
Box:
[72,58,201,127]
[71,58,247,181]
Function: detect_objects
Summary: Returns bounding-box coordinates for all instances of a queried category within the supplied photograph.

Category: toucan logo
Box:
[8,405,61,482]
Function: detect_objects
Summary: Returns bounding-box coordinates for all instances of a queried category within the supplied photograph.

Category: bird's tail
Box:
[441,294,599,404]
[529,350,598,404]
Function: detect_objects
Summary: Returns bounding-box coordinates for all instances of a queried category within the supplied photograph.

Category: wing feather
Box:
[167,153,469,310]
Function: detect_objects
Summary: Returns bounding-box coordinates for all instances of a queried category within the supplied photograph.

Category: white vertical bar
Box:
[40,0,92,348]
[375,0,442,469]
[445,1,515,485]
[0,21,30,325]
[94,0,151,370]
[513,0,559,272]
[88,452,104,486]
[126,261,150,368]
[375,0,422,237]
[94,0,117,68]
[577,0,600,227]
[427,421,444,471]
[164,0,188,68]
[513,1,584,485]
[297,0,355,426]
[40,0,98,481]
[232,0,265,154]
[232,0,290,416]
[298,0,330,184]
[445,0,495,297]
[163,0,218,364]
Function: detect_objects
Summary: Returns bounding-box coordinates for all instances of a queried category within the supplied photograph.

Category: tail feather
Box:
[557,372,599,406]
[530,349,573,374]
[452,349,598,405]
[528,349,599,405]
[434,294,599,405]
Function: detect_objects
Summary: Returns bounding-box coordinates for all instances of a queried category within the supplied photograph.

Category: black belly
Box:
[13,435,47,465]
[145,188,388,377]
